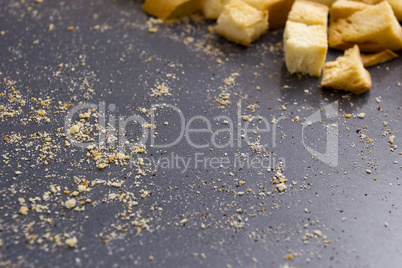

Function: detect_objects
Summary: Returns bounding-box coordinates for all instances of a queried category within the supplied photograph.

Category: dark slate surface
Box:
[0,0,401,267]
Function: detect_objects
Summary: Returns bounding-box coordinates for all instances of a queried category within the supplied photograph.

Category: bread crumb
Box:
[19,206,29,215]
[65,198,76,209]
[313,230,322,237]
[98,163,108,169]
[149,27,158,33]
[179,218,188,226]
[357,113,365,119]
[285,253,294,260]
[77,185,87,193]
[65,236,78,247]
[277,183,287,192]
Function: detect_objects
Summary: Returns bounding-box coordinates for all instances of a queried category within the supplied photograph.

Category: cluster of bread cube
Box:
[322,0,402,94]
[142,0,402,94]
[283,0,401,94]
[143,0,296,46]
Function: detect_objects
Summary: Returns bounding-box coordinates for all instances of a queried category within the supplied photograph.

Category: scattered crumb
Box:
[357,113,365,119]
[19,206,29,215]
[65,237,78,247]
[65,199,76,209]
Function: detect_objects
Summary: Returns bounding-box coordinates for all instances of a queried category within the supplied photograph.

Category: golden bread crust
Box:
[321,45,371,94]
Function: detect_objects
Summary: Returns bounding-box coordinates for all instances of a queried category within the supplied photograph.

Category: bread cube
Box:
[205,0,294,30]
[321,45,371,95]
[238,0,296,30]
[283,0,328,76]
[215,0,269,46]
[265,0,296,29]
[361,49,399,67]
[284,21,328,76]
[302,0,336,7]
[202,0,231,19]
[287,0,329,26]
[329,1,402,52]
[347,0,381,4]
[344,0,402,20]
[387,0,402,21]
[241,0,272,10]
[329,0,367,21]
[142,0,201,21]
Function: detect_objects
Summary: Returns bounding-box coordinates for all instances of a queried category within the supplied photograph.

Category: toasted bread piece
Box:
[284,1,329,76]
[387,0,402,21]
[205,0,294,30]
[215,0,269,46]
[288,0,329,26]
[241,0,272,10]
[329,0,367,21]
[304,0,336,7]
[321,45,371,95]
[329,1,402,52]
[348,0,381,4]
[284,21,328,76]
[240,0,295,30]
[265,0,296,29]
[142,0,201,21]
[347,0,402,21]
[202,0,231,19]
[361,49,399,67]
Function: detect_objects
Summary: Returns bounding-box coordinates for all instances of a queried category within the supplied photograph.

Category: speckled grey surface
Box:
[0,0,401,267]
